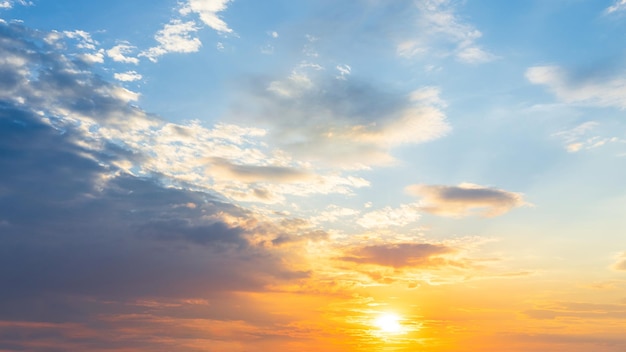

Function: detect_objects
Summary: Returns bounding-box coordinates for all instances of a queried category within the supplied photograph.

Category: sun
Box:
[374,313,402,334]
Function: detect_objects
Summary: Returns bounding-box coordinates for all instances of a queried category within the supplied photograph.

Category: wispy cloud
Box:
[553,121,622,153]
[398,0,496,63]
[606,0,626,14]
[526,65,626,109]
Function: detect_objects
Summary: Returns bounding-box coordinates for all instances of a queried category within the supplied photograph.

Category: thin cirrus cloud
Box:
[606,0,626,14]
[526,65,626,109]
[397,0,496,63]
[406,183,528,217]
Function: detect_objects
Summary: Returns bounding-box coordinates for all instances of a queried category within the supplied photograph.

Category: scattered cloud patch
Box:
[0,0,32,10]
[398,0,496,63]
[114,71,143,82]
[606,0,626,14]
[553,122,621,152]
[406,183,527,217]
[107,42,140,64]
[336,64,351,80]
[180,0,234,34]
[526,65,626,109]
[357,203,421,229]
[141,20,201,62]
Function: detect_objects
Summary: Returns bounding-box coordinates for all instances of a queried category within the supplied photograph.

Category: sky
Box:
[0,0,626,351]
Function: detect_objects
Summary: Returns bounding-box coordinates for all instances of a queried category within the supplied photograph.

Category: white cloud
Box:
[357,203,421,229]
[399,0,496,64]
[114,71,143,82]
[107,43,139,64]
[606,0,626,14]
[141,20,202,62]
[406,183,528,217]
[180,0,234,34]
[336,64,351,80]
[64,30,98,50]
[79,49,105,64]
[526,65,626,109]
[553,122,622,153]
[0,0,32,9]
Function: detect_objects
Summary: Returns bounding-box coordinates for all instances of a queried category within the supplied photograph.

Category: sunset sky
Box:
[1,0,626,351]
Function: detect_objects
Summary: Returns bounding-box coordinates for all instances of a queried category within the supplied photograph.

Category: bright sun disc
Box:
[374,313,402,333]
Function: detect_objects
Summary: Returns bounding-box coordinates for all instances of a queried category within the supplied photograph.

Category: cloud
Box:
[0,22,372,204]
[180,0,234,34]
[398,0,496,63]
[0,22,319,347]
[339,243,454,268]
[107,42,139,64]
[207,157,313,183]
[114,70,142,82]
[406,183,527,217]
[357,203,421,229]
[241,64,450,169]
[141,20,202,62]
[0,0,32,10]
[606,0,626,14]
[553,122,621,153]
[526,65,626,109]
[612,252,626,271]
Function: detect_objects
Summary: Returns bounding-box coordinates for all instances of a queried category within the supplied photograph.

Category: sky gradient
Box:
[1,0,626,351]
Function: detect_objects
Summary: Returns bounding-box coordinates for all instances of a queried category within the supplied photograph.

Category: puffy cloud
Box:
[406,183,527,217]
[526,65,626,109]
[339,243,454,268]
[141,20,202,62]
[107,42,139,64]
[398,0,496,63]
[180,0,234,34]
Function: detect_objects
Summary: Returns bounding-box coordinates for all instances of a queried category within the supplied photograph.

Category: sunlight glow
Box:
[374,313,402,334]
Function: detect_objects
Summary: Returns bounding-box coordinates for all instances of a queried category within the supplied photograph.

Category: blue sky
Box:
[1,1,626,351]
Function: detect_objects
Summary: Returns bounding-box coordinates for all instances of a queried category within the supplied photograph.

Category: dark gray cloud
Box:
[0,21,310,350]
